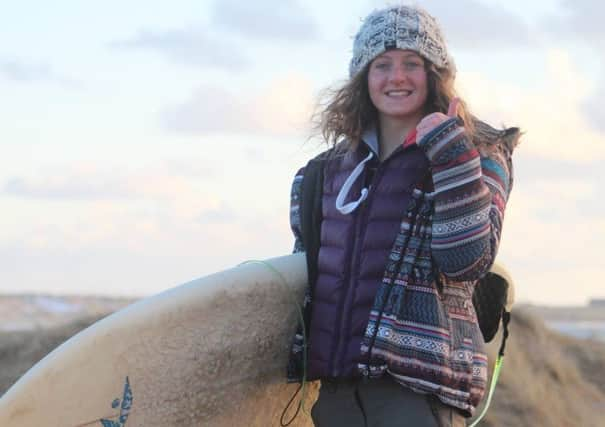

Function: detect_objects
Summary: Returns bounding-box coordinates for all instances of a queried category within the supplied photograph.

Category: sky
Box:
[1,0,604,306]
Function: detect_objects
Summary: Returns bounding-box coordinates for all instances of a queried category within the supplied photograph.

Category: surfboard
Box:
[0,253,514,427]
[489,262,515,311]
[0,253,317,427]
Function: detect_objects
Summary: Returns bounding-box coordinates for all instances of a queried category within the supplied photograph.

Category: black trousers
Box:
[311,376,466,427]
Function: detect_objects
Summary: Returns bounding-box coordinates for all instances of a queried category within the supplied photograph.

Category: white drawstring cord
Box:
[335,151,374,215]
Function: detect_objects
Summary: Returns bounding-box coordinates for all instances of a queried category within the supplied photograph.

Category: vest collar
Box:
[360,126,380,158]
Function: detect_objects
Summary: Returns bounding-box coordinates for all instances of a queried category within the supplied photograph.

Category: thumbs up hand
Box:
[416,97,460,145]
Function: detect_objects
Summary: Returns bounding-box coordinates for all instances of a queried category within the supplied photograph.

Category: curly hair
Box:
[312,59,475,150]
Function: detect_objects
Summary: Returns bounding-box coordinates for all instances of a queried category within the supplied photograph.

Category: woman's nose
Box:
[389,65,407,83]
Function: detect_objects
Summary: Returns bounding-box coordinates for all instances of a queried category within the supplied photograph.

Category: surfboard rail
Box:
[0,253,314,427]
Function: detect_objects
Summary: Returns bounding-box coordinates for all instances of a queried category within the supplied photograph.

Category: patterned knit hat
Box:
[349,5,454,78]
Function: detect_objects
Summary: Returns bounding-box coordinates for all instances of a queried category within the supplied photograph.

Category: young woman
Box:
[286,5,519,427]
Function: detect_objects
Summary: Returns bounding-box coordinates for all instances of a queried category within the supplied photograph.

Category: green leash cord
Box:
[238,260,310,425]
[470,310,510,427]
[468,355,504,427]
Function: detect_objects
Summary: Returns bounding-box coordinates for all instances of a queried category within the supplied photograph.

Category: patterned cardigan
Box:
[288,118,519,416]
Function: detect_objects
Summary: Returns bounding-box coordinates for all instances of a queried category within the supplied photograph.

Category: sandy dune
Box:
[1,296,604,426]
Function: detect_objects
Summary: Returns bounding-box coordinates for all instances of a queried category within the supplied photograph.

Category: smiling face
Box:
[367,49,429,125]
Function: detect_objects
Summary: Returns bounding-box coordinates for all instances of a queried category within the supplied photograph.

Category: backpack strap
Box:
[280,155,327,427]
[300,156,327,300]
[498,310,511,356]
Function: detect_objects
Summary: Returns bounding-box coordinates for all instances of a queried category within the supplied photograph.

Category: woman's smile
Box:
[368,49,428,123]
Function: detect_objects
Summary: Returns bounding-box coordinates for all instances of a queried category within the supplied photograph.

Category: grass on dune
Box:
[1,309,605,427]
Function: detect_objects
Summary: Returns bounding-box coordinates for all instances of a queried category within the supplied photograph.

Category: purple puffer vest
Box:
[307,141,429,379]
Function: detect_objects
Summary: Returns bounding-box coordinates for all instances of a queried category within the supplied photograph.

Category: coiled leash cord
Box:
[469,311,510,427]
[238,260,309,426]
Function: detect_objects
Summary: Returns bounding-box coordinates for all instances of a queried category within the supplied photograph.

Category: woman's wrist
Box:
[416,118,473,165]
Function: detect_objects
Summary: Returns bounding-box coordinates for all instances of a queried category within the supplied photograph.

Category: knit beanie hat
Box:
[349,5,454,78]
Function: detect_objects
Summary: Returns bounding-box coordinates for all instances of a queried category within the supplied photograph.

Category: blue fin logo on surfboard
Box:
[99,377,133,427]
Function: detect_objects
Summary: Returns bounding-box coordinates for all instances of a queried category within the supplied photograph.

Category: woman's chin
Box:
[379,109,424,123]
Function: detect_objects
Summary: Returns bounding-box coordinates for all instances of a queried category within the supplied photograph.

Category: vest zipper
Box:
[329,161,383,378]
[330,198,367,377]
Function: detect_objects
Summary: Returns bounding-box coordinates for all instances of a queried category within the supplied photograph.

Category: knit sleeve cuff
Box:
[289,167,305,253]
[416,117,475,165]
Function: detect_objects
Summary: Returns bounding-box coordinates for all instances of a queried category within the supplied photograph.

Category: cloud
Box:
[506,151,605,220]
[545,0,605,47]
[527,178,595,204]
[429,0,533,49]
[109,28,248,69]
[499,184,605,305]
[0,58,52,81]
[2,162,215,202]
[582,86,605,133]
[0,200,293,297]
[0,162,246,262]
[457,49,605,163]
[580,74,605,136]
[3,176,128,200]
[160,86,256,135]
[368,0,534,49]
[160,73,314,137]
[514,267,605,306]
[541,0,605,133]
[0,177,291,296]
[0,57,79,87]
[197,202,238,224]
[212,0,319,42]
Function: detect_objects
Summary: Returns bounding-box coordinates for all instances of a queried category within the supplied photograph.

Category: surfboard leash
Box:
[469,310,510,427]
[238,260,310,426]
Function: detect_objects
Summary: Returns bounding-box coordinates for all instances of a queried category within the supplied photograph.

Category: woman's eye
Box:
[404,62,421,70]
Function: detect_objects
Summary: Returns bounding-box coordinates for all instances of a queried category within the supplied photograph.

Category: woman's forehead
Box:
[375,49,423,60]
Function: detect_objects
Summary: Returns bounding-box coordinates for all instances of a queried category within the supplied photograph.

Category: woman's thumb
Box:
[447,97,460,118]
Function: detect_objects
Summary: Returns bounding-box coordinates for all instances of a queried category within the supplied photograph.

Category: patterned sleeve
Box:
[417,118,516,281]
[290,167,306,254]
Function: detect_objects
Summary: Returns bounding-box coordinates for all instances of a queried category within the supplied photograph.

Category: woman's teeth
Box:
[387,90,412,96]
